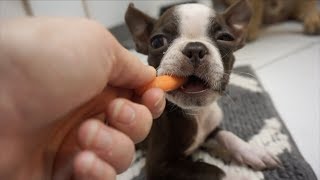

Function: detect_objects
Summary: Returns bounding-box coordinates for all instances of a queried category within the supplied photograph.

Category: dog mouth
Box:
[180,75,210,94]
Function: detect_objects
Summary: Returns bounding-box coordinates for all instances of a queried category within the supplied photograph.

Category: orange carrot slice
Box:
[135,75,187,95]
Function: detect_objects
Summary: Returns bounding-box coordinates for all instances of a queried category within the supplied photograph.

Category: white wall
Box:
[92,0,210,27]
[0,0,214,27]
[29,0,86,17]
[81,0,188,27]
[0,0,207,27]
[1,0,320,27]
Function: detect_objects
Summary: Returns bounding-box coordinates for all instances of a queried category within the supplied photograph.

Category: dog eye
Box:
[216,32,235,41]
[150,35,168,49]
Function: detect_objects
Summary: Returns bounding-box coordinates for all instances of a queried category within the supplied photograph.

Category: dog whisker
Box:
[231,70,257,80]
[223,91,237,107]
[169,102,179,112]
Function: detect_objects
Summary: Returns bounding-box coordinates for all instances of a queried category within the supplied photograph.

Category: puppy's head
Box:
[126,0,252,109]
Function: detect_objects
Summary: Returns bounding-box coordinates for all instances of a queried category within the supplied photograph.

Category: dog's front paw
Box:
[231,142,281,170]
[303,12,320,35]
[217,131,281,170]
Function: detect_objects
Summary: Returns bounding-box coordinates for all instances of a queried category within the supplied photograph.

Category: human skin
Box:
[0,17,165,180]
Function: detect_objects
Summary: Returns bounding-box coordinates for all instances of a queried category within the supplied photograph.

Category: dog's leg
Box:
[214,130,281,170]
[246,0,263,41]
[293,0,320,35]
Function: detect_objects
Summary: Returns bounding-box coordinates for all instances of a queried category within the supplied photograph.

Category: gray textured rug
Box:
[117,66,317,180]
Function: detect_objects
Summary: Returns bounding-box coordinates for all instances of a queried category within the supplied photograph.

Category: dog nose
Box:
[182,42,208,66]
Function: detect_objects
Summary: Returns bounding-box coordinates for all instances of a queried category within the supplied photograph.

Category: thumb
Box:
[107,41,156,89]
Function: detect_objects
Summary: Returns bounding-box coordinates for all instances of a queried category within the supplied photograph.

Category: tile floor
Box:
[235,22,320,178]
[131,22,320,178]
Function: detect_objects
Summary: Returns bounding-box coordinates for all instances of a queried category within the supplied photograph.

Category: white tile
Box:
[235,22,320,69]
[256,44,320,178]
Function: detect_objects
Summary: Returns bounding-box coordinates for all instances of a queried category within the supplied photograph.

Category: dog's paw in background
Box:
[303,12,320,35]
[216,130,281,170]
[293,0,320,35]
[246,21,260,42]
[245,0,263,42]
[217,0,320,42]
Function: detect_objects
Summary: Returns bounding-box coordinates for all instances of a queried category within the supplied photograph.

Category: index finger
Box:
[106,37,156,89]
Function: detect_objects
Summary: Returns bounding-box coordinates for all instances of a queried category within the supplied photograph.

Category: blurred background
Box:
[1,0,319,178]
[0,0,211,27]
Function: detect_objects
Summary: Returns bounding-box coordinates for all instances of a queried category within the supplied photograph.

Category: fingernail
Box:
[84,122,99,147]
[95,128,113,150]
[153,92,165,118]
[147,66,156,76]
[81,152,95,173]
[75,152,95,179]
[154,92,165,109]
[84,121,113,149]
[92,156,108,178]
[112,100,135,124]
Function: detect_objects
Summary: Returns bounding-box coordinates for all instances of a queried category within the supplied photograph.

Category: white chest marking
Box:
[185,102,223,155]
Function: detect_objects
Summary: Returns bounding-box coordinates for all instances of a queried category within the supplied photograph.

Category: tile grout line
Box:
[256,41,320,70]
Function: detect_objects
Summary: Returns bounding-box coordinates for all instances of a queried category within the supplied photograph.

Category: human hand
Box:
[0,17,165,180]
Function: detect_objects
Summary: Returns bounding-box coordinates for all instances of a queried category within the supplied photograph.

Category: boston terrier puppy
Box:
[125,0,280,179]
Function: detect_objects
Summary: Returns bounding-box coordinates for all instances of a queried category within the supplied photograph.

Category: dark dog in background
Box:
[217,0,320,41]
[125,0,280,179]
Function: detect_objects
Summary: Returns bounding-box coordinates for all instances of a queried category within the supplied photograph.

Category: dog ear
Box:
[222,0,252,48]
[125,3,156,54]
